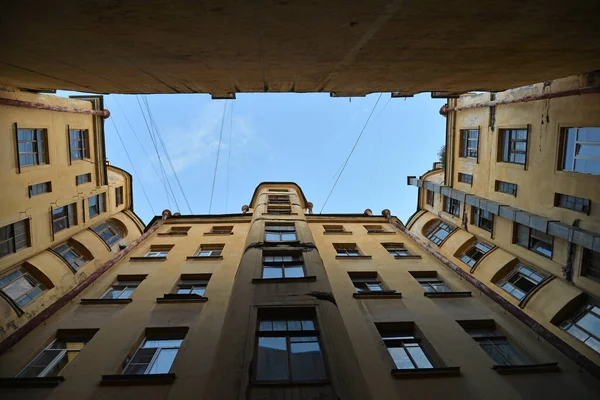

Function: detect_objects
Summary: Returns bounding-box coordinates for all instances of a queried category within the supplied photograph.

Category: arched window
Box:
[51,239,93,272]
[423,219,456,246]
[91,219,126,248]
[0,264,52,308]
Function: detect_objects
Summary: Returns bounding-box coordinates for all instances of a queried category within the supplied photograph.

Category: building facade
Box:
[407,72,600,374]
[0,90,144,343]
[1,182,599,399]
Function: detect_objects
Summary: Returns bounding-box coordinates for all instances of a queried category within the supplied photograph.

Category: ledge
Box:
[157,294,208,303]
[0,376,64,388]
[186,256,223,261]
[492,363,560,375]
[129,256,167,262]
[250,380,331,387]
[367,231,396,235]
[353,291,402,299]
[323,231,353,235]
[203,232,233,236]
[395,255,422,260]
[261,213,299,216]
[100,373,176,386]
[80,298,132,305]
[391,367,461,379]
[157,232,188,237]
[424,291,472,298]
[252,276,317,284]
[336,255,372,260]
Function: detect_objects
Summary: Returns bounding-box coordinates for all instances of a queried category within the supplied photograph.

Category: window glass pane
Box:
[18,350,62,377]
[118,287,135,299]
[3,276,35,300]
[281,233,297,241]
[273,321,287,331]
[283,265,304,278]
[566,324,590,342]
[586,336,600,353]
[287,321,302,331]
[148,348,178,374]
[388,347,414,369]
[301,320,315,331]
[263,266,283,279]
[265,233,279,241]
[290,340,326,381]
[577,313,600,336]
[259,321,273,331]
[406,345,433,368]
[256,337,289,381]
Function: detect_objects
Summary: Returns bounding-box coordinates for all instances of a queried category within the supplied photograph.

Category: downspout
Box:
[0,210,171,356]
[440,85,600,115]
[381,210,600,380]
[0,97,110,118]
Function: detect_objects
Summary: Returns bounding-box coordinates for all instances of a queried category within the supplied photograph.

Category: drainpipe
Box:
[381,210,600,380]
[439,85,600,116]
[0,97,111,118]
[0,210,171,356]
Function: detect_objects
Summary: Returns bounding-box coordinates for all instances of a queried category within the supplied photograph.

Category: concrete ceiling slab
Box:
[1,0,599,95]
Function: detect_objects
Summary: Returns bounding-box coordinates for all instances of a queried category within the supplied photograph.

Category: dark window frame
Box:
[472,206,494,233]
[559,302,600,355]
[558,127,600,175]
[0,219,30,258]
[498,263,547,301]
[0,265,46,307]
[17,128,48,168]
[444,196,461,217]
[458,173,473,185]
[52,203,77,234]
[498,128,528,165]
[349,272,384,292]
[460,241,494,269]
[91,220,124,247]
[461,322,534,366]
[122,331,186,375]
[29,181,52,197]
[425,220,456,246]
[51,240,90,272]
[459,129,479,159]
[426,190,434,207]
[514,223,554,259]
[115,186,124,207]
[495,180,518,196]
[197,244,224,257]
[382,243,414,258]
[265,224,297,242]
[554,193,591,215]
[334,243,362,257]
[88,193,105,219]
[582,249,600,281]
[68,129,89,161]
[262,252,305,279]
[75,173,92,186]
[376,323,436,370]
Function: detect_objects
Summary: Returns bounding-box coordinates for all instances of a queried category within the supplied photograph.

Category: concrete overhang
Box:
[1,1,599,95]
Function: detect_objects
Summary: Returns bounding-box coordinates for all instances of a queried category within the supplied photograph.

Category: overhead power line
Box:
[142,96,193,214]
[225,101,234,213]
[108,115,157,215]
[209,101,228,214]
[320,93,384,213]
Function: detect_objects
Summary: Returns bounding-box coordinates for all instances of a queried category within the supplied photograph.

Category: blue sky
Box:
[59,91,446,225]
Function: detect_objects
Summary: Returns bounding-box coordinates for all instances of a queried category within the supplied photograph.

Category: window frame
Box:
[52,203,77,234]
[472,206,494,233]
[495,180,518,196]
[459,241,494,269]
[88,193,105,219]
[461,322,534,366]
[262,252,305,279]
[266,204,293,214]
[0,266,46,307]
[349,273,384,293]
[424,220,456,246]
[68,129,89,161]
[123,334,185,375]
[145,246,172,258]
[382,243,414,258]
[115,186,124,207]
[426,190,434,207]
[323,225,347,233]
[559,302,600,355]
[16,128,48,168]
[458,173,473,185]
[498,128,528,165]
[209,225,233,234]
[75,173,92,186]
[175,276,209,296]
[196,244,224,257]
[582,249,600,281]
[459,129,479,159]
[554,193,591,215]
[0,219,31,259]
[498,263,547,301]
[101,278,143,300]
[415,276,453,293]
[558,127,600,175]
[29,181,52,197]
[513,223,554,259]
[444,196,461,217]
[91,220,124,247]
[51,240,90,272]
[333,243,362,257]
[265,224,297,242]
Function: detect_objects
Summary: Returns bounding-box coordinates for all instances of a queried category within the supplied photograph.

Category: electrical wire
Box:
[225,100,234,213]
[109,115,157,215]
[142,96,193,214]
[208,101,228,214]
[320,93,384,213]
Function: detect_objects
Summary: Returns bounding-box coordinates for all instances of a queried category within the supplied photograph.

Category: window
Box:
[102,277,143,299]
[175,275,209,296]
[560,302,600,354]
[52,203,77,233]
[263,252,304,279]
[382,243,413,258]
[69,129,89,160]
[52,241,89,271]
[559,127,600,175]
[498,264,547,301]
[18,331,96,377]
[460,321,534,365]
[75,173,91,185]
[91,220,124,247]
[582,249,600,281]
[555,193,591,214]
[364,225,387,233]
[255,310,326,383]
[426,190,434,206]
[472,206,494,233]
[29,181,52,197]
[460,129,479,159]
[268,188,289,192]
[145,245,172,258]
[209,226,233,234]
[88,193,105,218]
[0,266,46,307]
[514,223,553,258]
[0,219,30,258]
[349,272,383,292]
[160,226,190,236]
[458,173,473,185]
[265,224,297,241]
[123,333,185,375]
[376,323,434,370]
[411,272,452,293]
[498,128,528,164]
[267,204,292,214]
[196,244,224,257]
[444,196,461,217]
[115,186,123,207]
[495,180,517,196]
[460,241,493,268]
[424,220,455,246]
[17,128,48,167]
[334,243,361,257]
[323,225,346,233]
[268,195,290,204]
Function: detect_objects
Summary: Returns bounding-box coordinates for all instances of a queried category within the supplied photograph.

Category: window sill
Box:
[0,376,64,388]
[353,291,401,299]
[496,161,526,170]
[100,373,176,386]
[129,256,167,262]
[424,291,472,298]
[323,231,353,235]
[261,213,299,216]
[336,255,372,260]
[186,256,224,261]
[492,363,560,375]
[394,255,422,260]
[264,240,300,245]
[367,231,396,235]
[80,298,132,305]
[250,380,331,387]
[204,232,233,236]
[391,367,461,379]
[157,294,208,303]
[252,276,317,284]
[157,232,188,237]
